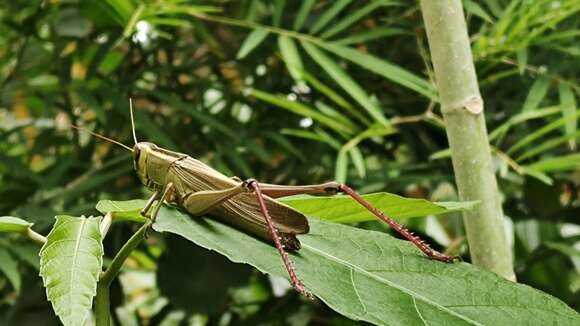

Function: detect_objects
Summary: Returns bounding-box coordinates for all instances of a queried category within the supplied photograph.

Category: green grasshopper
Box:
[77,100,456,298]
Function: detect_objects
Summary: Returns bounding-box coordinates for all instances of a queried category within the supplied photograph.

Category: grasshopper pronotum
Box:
[76,100,456,298]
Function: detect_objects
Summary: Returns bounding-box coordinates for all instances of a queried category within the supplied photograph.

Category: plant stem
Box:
[420,0,515,280]
[95,222,150,326]
[25,228,47,245]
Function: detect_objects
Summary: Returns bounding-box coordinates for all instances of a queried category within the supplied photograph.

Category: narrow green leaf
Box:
[544,242,580,258]
[333,27,407,45]
[516,131,580,162]
[301,42,389,125]
[0,216,33,233]
[464,0,494,23]
[237,29,270,59]
[310,0,352,34]
[516,48,528,75]
[522,77,550,112]
[320,1,396,39]
[335,150,348,183]
[524,153,580,173]
[0,249,21,292]
[272,0,285,27]
[249,88,355,134]
[293,0,316,30]
[315,101,359,132]
[39,216,104,326]
[278,35,304,82]
[348,146,366,178]
[558,82,577,150]
[316,42,438,100]
[507,110,580,154]
[489,106,560,143]
[282,193,479,223]
[302,71,370,125]
[98,201,580,325]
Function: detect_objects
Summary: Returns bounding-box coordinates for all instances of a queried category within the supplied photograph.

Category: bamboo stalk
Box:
[420,0,515,281]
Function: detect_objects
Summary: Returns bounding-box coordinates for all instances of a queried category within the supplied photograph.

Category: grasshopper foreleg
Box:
[141,190,160,217]
[245,179,313,299]
[258,182,457,262]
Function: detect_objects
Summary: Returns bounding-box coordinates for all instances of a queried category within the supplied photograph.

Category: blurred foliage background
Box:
[0,0,578,325]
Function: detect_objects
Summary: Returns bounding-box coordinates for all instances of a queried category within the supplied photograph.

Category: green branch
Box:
[420,0,515,280]
[95,221,150,326]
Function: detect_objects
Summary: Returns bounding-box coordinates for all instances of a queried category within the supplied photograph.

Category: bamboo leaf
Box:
[0,216,33,233]
[464,0,494,23]
[0,249,21,292]
[272,0,285,27]
[558,82,577,150]
[310,0,352,34]
[293,0,316,30]
[98,200,580,326]
[522,77,550,112]
[278,35,304,82]
[281,193,479,223]
[39,216,104,326]
[315,42,438,100]
[237,29,270,59]
[320,1,398,39]
[249,88,355,134]
[301,42,389,125]
[333,27,407,45]
[335,150,348,183]
[524,153,580,173]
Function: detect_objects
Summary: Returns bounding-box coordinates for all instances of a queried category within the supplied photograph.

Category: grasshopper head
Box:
[133,142,159,189]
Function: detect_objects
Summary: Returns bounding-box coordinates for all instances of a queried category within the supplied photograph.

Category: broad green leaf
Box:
[96,200,148,223]
[278,36,304,82]
[310,0,352,34]
[98,200,580,325]
[0,216,33,233]
[39,216,104,326]
[301,42,389,125]
[522,77,550,112]
[293,0,316,30]
[558,82,577,150]
[281,193,479,223]
[237,29,269,59]
[316,42,437,100]
[0,249,21,292]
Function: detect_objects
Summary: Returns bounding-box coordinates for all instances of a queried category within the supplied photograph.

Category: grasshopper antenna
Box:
[129,98,138,145]
[70,125,133,152]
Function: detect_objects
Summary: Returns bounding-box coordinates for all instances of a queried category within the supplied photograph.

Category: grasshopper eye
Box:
[133,147,141,163]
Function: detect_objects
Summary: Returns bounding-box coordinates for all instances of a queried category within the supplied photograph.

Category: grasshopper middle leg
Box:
[258,182,457,262]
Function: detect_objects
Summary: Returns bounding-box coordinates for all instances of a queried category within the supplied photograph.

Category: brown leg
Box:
[245,180,313,299]
[141,190,160,217]
[258,182,457,262]
[150,182,174,223]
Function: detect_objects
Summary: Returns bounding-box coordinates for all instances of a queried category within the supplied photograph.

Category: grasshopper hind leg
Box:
[245,179,313,299]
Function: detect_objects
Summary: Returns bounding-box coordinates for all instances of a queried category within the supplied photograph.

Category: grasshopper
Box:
[77,100,456,298]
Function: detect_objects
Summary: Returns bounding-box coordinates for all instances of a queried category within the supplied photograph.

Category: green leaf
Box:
[0,216,33,233]
[333,27,407,45]
[96,200,148,223]
[98,200,580,325]
[316,42,438,100]
[0,249,21,292]
[558,82,577,150]
[237,29,270,59]
[522,77,550,112]
[320,1,398,39]
[278,35,304,82]
[310,0,352,34]
[464,0,494,23]
[524,153,580,173]
[281,193,479,223]
[334,149,348,183]
[39,216,104,326]
[249,88,355,134]
[301,42,389,125]
[293,0,316,30]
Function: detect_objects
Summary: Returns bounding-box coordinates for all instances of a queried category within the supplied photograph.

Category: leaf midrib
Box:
[302,243,482,325]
